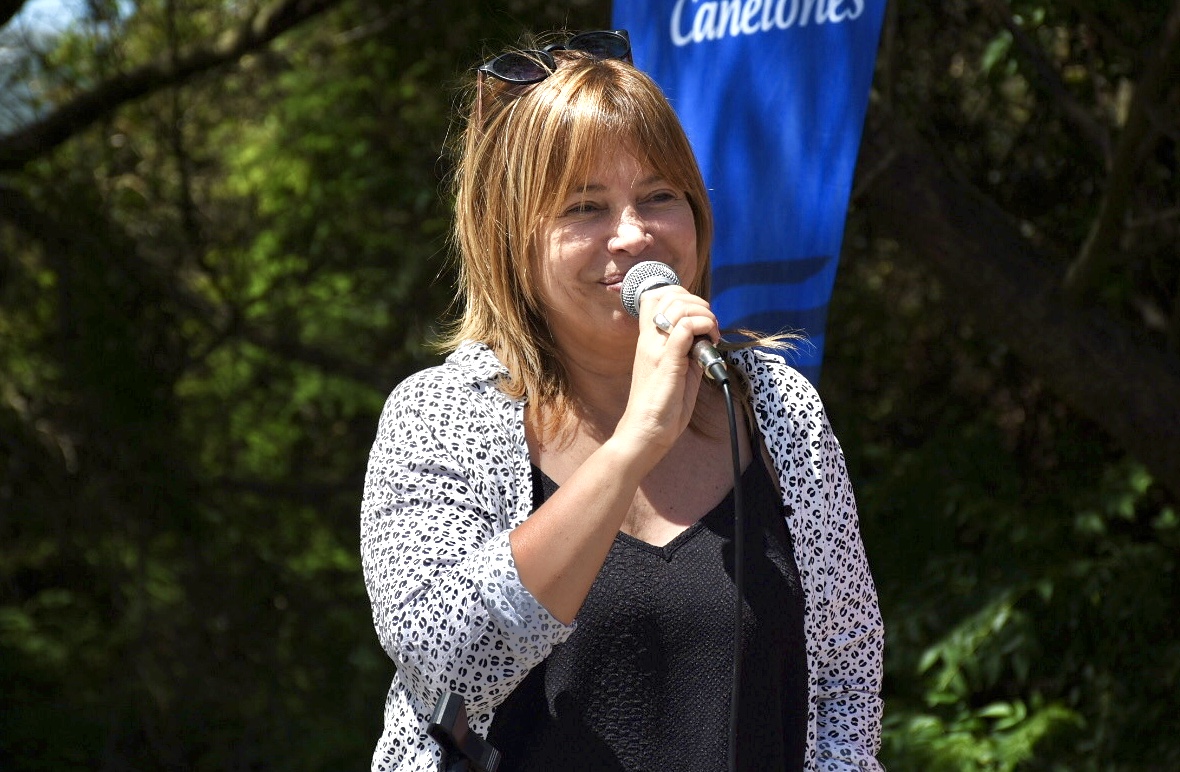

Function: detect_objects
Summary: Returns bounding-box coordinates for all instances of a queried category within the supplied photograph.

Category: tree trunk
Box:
[856,106,1180,501]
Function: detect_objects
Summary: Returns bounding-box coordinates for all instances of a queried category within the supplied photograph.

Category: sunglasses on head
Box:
[476,30,633,84]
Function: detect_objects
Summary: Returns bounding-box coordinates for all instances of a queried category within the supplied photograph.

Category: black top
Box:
[486,452,807,771]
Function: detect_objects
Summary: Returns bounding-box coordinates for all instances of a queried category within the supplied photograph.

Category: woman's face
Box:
[535,151,698,358]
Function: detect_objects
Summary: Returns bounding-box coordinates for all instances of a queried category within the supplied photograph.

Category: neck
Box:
[565,355,634,427]
[529,334,636,446]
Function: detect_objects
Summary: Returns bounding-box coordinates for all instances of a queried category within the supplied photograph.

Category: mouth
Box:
[601,273,625,291]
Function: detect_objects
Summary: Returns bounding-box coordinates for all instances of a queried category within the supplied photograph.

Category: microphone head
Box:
[620,261,681,318]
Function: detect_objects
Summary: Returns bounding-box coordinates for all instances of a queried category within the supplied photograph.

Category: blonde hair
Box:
[440,49,711,409]
[440,42,792,425]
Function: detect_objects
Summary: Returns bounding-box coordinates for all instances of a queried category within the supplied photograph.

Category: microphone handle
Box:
[691,338,729,384]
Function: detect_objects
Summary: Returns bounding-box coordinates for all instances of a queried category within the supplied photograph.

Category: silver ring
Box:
[653,311,673,333]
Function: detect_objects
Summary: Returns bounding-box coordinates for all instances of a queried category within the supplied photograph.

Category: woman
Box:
[361,30,883,771]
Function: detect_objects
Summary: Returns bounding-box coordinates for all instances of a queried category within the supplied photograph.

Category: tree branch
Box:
[1063,0,1180,302]
[979,0,1112,164]
[857,106,1180,502]
[0,0,27,30]
[0,0,344,172]
[0,180,399,391]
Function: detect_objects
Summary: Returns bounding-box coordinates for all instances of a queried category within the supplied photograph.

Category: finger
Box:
[666,312,719,343]
[642,288,714,323]
[651,298,719,342]
[635,283,695,313]
[653,311,674,333]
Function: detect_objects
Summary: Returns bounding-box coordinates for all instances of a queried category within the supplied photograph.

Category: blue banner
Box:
[612,0,887,384]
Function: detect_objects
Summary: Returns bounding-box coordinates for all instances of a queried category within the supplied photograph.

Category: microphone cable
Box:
[619,261,746,770]
[720,375,745,772]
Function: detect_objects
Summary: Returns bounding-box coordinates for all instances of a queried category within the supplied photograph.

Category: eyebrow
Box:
[572,174,668,193]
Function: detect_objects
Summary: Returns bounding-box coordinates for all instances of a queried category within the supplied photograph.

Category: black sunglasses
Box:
[476,30,633,84]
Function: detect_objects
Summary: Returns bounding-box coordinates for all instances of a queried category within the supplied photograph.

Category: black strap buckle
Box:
[427,692,502,772]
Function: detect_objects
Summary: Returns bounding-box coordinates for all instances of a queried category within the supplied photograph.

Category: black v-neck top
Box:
[485,453,807,771]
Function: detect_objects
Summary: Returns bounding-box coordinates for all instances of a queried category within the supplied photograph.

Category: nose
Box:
[608,207,654,255]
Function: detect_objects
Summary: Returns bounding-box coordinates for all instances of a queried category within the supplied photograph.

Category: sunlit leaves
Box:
[883,698,1080,771]
[3,0,1177,769]
[835,180,1177,767]
[981,29,1012,75]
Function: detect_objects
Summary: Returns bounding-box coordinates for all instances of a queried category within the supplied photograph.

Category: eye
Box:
[644,188,681,204]
[561,199,601,216]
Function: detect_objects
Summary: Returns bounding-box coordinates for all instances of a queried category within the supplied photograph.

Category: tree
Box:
[830,0,1179,766]
[857,0,1180,501]
[0,0,1176,768]
[1,1,605,768]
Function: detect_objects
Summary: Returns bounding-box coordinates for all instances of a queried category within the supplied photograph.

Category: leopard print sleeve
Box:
[736,350,885,771]
[360,358,575,720]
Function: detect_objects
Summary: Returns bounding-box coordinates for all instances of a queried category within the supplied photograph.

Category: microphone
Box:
[621,261,729,384]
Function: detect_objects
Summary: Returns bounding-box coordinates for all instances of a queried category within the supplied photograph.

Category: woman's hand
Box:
[613,284,720,463]
[512,284,721,624]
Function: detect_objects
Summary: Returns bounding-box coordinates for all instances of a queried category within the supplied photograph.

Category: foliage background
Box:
[1,0,1176,769]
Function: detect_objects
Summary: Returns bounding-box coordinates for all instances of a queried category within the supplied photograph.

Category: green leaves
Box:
[884,698,1080,771]
[834,167,1178,768]
[3,0,1177,769]
[981,30,1013,75]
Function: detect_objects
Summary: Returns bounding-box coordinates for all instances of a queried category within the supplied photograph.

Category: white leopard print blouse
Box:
[361,342,883,771]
